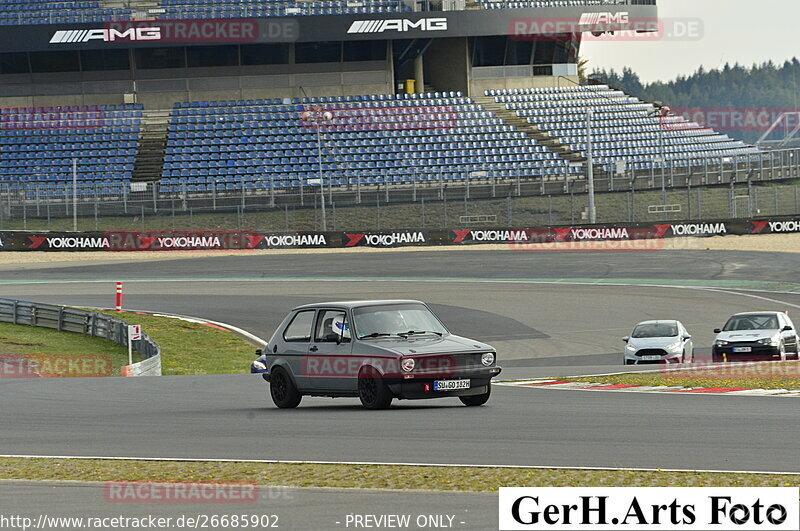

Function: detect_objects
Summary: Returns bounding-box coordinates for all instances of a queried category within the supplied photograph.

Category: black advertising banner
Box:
[1,216,798,251]
[0,5,658,52]
[0,231,333,251]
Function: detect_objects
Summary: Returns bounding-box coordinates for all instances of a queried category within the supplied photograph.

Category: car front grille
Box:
[636,349,667,357]
[414,352,487,375]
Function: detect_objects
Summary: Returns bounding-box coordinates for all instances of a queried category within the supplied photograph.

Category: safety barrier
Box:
[0,298,161,376]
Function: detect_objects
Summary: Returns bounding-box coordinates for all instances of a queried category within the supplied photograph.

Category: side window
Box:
[315,310,349,343]
[283,310,315,342]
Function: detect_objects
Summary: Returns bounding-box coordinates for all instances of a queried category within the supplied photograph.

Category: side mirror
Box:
[255,349,263,357]
[783,325,793,332]
[682,335,691,341]
[622,336,630,343]
[713,328,721,334]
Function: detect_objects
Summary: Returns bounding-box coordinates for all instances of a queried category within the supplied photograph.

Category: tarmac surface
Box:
[1,249,799,529]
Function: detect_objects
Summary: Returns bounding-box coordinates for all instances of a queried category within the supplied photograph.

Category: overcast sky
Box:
[580,0,800,83]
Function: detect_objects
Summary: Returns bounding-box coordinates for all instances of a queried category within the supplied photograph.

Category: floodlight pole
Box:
[315,114,327,231]
[586,109,596,224]
[72,158,78,231]
[659,113,667,210]
[300,86,328,231]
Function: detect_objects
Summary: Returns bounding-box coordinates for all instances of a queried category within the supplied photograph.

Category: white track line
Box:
[2,277,800,296]
[701,288,800,310]
[0,454,796,476]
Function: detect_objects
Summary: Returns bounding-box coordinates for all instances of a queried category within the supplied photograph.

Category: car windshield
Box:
[352,303,448,339]
[631,323,678,338]
[723,314,779,331]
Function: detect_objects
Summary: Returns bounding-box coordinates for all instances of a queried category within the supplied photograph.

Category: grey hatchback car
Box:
[251,300,502,409]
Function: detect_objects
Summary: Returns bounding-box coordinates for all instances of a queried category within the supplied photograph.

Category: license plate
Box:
[733,347,752,353]
[640,355,661,361]
[433,379,470,391]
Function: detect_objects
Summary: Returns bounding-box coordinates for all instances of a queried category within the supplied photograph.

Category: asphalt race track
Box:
[1,249,800,474]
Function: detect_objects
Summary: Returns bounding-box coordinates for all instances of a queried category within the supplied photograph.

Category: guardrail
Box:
[0,298,161,376]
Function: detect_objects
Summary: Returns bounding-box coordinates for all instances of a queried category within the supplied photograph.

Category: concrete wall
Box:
[0,62,392,108]
[471,73,580,96]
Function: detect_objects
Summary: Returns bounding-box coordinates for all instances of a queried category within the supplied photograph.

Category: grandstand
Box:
[0,1,130,26]
[161,92,578,193]
[481,86,761,171]
[0,104,141,194]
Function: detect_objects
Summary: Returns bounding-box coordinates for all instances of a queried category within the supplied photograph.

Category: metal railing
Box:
[0,299,161,375]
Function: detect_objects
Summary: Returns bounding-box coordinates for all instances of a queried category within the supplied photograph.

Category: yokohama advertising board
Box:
[0,217,796,251]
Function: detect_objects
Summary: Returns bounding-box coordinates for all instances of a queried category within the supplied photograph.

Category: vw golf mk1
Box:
[251,300,502,409]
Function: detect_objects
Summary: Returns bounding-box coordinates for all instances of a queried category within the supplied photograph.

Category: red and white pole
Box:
[115,282,123,311]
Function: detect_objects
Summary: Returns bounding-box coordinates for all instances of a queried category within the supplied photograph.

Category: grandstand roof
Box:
[0,3,657,52]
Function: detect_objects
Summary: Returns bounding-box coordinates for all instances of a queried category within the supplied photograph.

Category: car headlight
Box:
[401,358,415,372]
[665,341,681,351]
[756,337,778,346]
[481,352,495,366]
[252,360,267,370]
[715,340,729,347]
[625,344,636,351]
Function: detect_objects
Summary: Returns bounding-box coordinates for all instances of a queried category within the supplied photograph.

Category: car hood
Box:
[716,330,778,342]
[363,334,494,356]
[627,337,680,348]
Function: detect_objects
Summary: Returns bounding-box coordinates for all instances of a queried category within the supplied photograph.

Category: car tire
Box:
[358,367,393,410]
[460,383,491,407]
[791,345,800,361]
[712,351,723,363]
[270,367,302,409]
[625,360,635,365]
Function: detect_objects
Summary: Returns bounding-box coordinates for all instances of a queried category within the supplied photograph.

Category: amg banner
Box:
[0,5,657,52]
[0,216,797,251]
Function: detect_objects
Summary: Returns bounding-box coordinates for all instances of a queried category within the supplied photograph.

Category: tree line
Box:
[589,59,800,144]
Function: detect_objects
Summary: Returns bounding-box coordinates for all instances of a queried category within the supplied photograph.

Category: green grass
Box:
[0,457,796,491]
[570,362,800,391]
[96,311,257,376]
[0,322,134,377]
[0,311,258,377]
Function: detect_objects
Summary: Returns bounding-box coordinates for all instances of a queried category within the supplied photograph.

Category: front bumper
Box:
[713,344,780,360]
[386,366,501,399]
[623,350,683,364]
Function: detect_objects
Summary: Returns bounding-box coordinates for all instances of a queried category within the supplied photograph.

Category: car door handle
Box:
[309,346,318,352]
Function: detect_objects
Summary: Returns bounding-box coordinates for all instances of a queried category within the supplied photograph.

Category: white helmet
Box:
[332,316,350,339]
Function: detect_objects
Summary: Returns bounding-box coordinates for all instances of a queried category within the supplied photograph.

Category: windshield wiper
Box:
[398,330,443,338]
[358,332,394,339]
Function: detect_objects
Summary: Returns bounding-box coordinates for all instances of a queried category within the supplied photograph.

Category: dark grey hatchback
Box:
[251,300,502,409]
